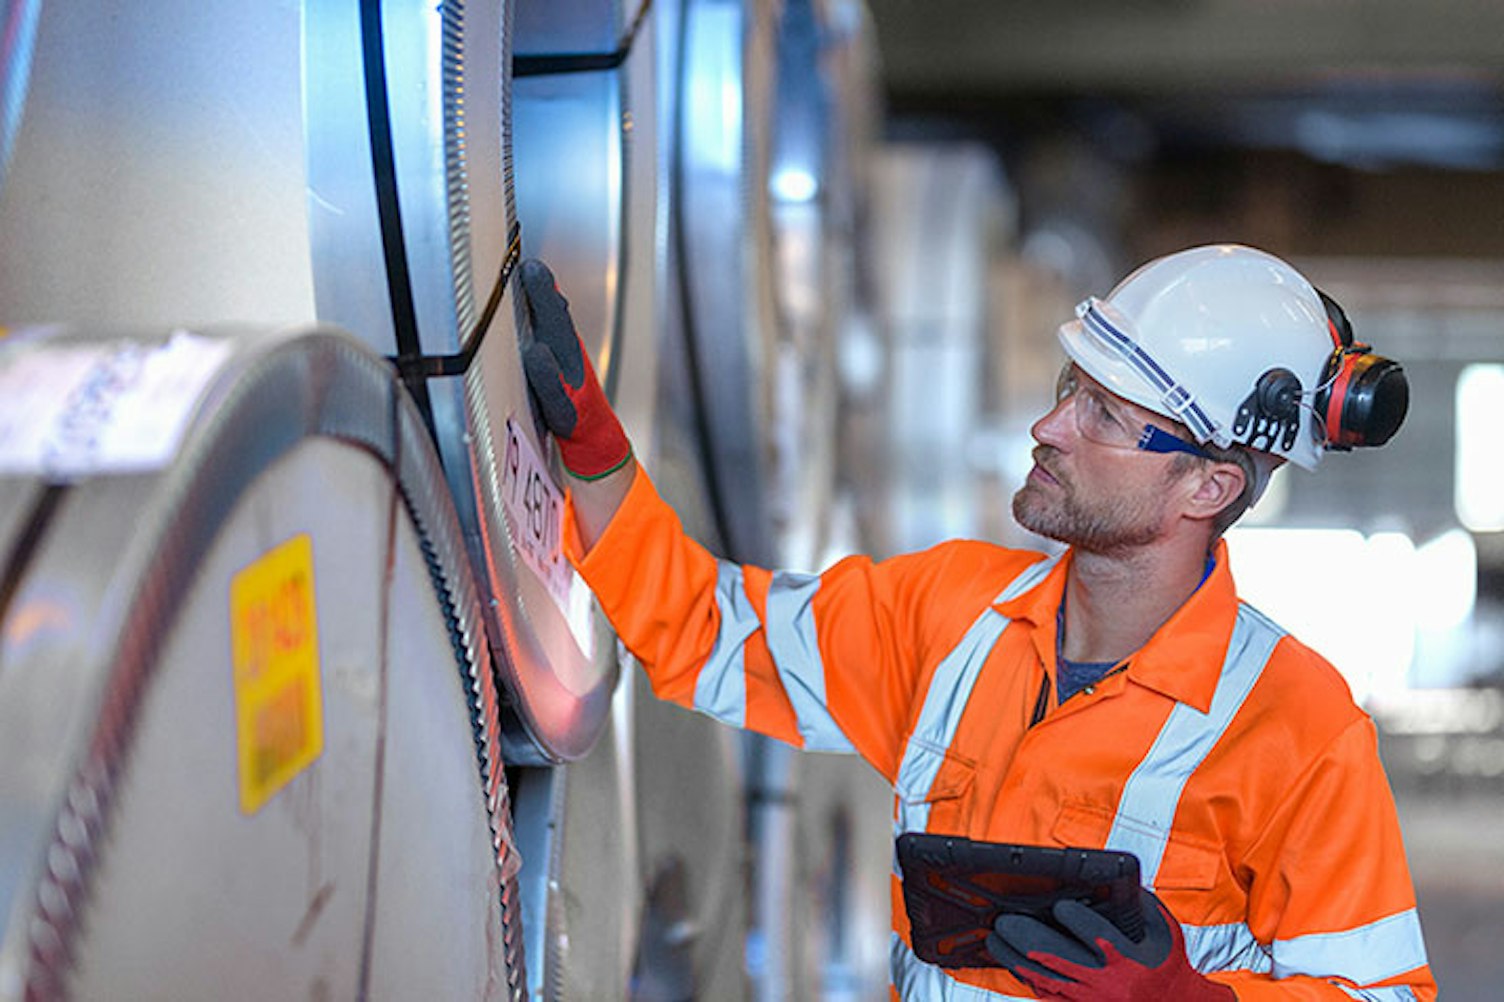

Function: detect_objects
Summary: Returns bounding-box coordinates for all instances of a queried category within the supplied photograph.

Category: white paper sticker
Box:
[500,416,596,659]
[0,331,232,478]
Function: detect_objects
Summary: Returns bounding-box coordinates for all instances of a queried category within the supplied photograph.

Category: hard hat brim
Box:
[1057,297,1227,449]
[1057,315,1187,432]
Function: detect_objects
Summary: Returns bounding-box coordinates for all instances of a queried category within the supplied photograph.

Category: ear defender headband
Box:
[1313,290,1409,450]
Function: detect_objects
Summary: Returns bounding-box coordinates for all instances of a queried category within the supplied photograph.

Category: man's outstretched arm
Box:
[566,458,636,552]
[518,257,635,551]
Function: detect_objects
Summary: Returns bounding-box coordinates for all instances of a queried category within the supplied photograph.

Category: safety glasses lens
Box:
[1055,363,1208,458]
[1056,365,1138,448]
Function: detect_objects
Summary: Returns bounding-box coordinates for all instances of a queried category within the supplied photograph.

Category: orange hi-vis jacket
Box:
[565,468,1436,1000]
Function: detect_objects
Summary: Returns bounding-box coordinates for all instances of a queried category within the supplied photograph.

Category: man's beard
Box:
[1012,451,1167,553]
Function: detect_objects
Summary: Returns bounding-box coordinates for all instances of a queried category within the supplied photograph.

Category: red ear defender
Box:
[1313,291,1409,450]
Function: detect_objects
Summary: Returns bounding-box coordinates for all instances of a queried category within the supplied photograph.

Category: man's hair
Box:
[1169,442,1261,540]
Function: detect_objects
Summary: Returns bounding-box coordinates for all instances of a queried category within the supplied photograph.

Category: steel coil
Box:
[0,326,524,1000]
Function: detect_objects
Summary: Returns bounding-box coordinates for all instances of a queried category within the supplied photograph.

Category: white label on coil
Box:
[0,330,231,478]
[500,416,595,660]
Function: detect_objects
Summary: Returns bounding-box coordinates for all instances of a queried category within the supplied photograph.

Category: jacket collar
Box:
[994,540,1239,714]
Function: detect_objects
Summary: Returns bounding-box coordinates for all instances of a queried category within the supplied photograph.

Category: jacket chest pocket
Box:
[1053,800,1222,890]
[895,740,976,834]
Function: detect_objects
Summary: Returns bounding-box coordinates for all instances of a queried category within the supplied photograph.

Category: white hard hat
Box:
[1059,244,1353,471]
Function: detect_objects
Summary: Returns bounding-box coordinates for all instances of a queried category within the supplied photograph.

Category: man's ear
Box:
[1185,461,1247,523]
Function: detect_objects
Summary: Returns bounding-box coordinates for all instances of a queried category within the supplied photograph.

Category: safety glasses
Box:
[1054,364,1211,459]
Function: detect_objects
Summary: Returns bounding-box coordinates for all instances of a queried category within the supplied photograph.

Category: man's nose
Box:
[1031,396,1075,448]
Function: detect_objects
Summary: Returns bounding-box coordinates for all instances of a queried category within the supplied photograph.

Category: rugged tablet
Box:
[897,832,1145,969]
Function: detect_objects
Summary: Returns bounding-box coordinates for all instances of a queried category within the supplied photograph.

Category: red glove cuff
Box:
[557,352,631,480]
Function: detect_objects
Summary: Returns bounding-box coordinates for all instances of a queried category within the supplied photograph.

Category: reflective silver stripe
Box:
[893,614,1006,832]
[1107,603,1283,885]
[891,933,1033,1001]
[1273,909,1428,987]
[693,561,760,727]
[1336,987,1418,1002]
[892,743,954,843]
[765,570,854,752]
[1185,914,1419,992]
[894,557,1058,834]
[1187,915,1423,999]
[1183,921,1272,975]
[1185,914,1426,998]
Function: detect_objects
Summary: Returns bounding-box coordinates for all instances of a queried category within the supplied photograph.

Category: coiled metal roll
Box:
[0,326,524,1000]
[306,0,625,766]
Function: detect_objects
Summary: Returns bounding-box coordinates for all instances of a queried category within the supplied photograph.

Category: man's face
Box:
[1012,364,1194,553]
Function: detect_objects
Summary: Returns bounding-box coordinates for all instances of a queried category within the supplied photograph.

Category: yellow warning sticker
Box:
[230,533,323,815]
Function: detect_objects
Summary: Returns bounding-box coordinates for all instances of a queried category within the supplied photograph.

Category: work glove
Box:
[985,887,1234,1002]
[519,258,632,480]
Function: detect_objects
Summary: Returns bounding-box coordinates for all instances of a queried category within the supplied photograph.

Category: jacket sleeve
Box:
[1208,716,1435,1001]
[563,467,1007,782]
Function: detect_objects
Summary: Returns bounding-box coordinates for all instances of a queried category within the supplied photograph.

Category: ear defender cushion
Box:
[1341,354,1408,447]
[1319,352,1409,448]
[1313,288,1408,450]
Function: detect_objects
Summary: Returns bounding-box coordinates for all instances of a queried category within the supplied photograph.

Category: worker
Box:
[519,244,1436,1000]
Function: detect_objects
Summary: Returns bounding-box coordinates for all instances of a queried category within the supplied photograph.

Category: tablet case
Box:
[897,832,1145,969]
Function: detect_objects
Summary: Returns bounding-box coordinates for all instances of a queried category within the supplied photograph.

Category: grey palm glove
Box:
[986,887,1233,1001]
[518,258,631,479]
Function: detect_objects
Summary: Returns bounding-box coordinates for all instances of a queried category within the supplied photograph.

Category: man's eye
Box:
[1083,392,1123,429]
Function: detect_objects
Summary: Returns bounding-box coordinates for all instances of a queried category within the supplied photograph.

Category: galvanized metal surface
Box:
[0,0,314,327]
[669,0,874,572]
[0,0,41,193]
[62,439,392,1002]
[307,0,620,765]
[672,0,780,566]
[0,4,897,1001]
[870,144,1011,553]
[506,7,720,1000]
[0,327,524,1000]
[513,0,628,396]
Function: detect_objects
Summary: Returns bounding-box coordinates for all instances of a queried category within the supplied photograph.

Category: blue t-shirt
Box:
[1057,655,1116,703]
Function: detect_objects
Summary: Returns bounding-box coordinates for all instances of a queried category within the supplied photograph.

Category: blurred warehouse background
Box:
[0,0,1500,999]
[864,3,1504,997]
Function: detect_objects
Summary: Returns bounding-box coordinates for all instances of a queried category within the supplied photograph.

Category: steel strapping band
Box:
[367,1,524,391]
[512,0,655,77]
[0,483,66,632]
[360,0,431,421]
[387,223,524,381]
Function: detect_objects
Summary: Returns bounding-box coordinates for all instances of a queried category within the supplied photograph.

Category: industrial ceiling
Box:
[867,0,1504,173]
